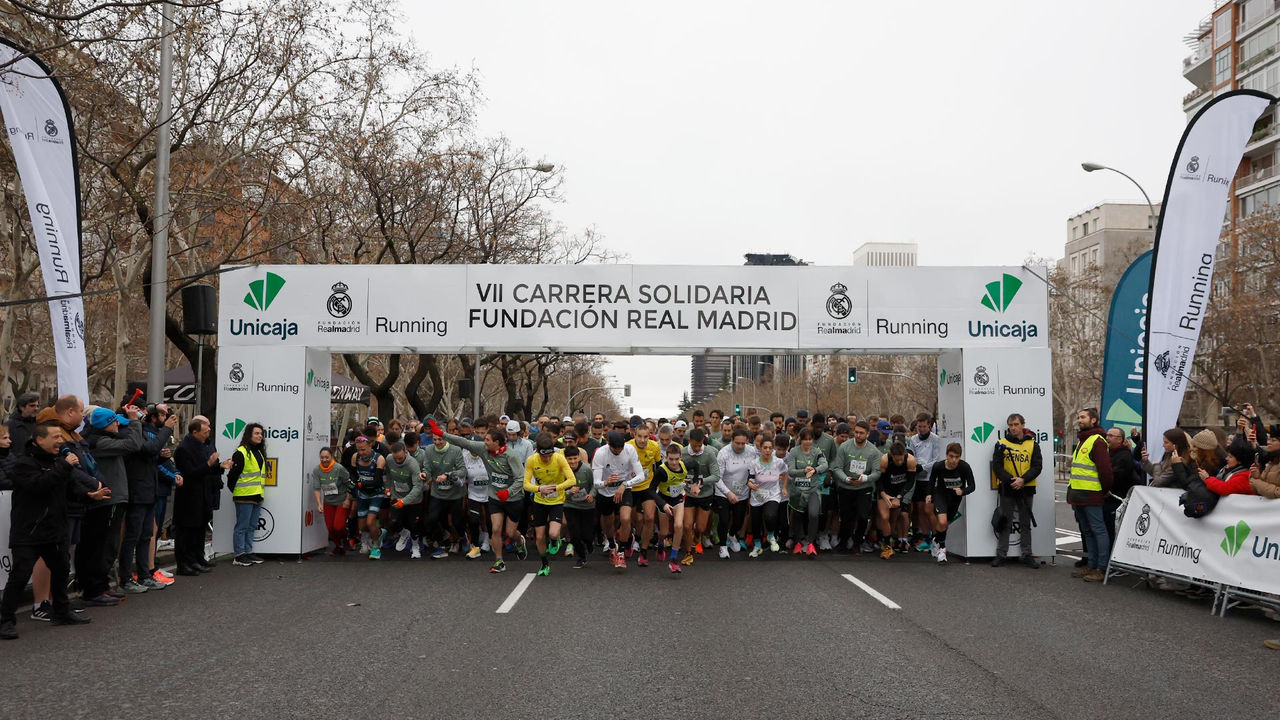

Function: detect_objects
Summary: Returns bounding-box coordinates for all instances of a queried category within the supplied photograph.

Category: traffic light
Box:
[847,366,857,383]
[624,384,631,397]
[734,403,742,416]
[1054,429,1063,447]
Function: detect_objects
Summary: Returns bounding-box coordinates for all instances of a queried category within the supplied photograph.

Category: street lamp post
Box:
[1081,162,1157,228]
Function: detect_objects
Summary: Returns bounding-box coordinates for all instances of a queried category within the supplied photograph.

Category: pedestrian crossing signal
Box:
[734,404,742,416]
[847,367,857,383]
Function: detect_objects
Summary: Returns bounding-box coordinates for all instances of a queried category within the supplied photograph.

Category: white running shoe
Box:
[395,528,412,552]
[564,543,575,557]
[410,541,422,559]
[360,535,371,554]
[817,535,832,551]
[719,546,730,559]
[930,544,940,558]
[937,548,948,565]
[728,536,742,553]
[450,542,460,554]
[749,545,763,558]
[769,535,780,553]
[631,539,641,553]
[480,540,491,553]
[845,538,857,551]
[702,537,713,549]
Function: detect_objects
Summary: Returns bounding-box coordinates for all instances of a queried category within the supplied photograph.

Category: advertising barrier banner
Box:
[1111,485,1280,596]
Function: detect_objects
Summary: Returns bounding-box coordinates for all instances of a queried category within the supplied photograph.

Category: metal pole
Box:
[472,353,481,418]
[147,2,175,405]
[845,375,850,416]
[194,338,203,417]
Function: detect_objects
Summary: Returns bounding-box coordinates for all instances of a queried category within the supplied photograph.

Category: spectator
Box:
[0,423,12,490]
[173,418,228,575]
[1203,444,1255,496]
[0,422,109,639]
[82,405,144,599]
[1104,427,1140,542]
[226,422,268,566]
[1250,435,1280,498]
[148,408,183,584]
[118,404,177,593]
[1141,429,1194,488]
[6,392,40,455]
[1189,430,1224,477]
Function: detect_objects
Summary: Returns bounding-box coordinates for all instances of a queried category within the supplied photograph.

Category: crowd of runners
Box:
[302,409,992,577]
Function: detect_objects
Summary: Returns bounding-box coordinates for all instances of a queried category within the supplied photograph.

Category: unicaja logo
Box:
[979,273,1022,313]
[243,272,286,311]
[1222,520,1250,557]
[970,422,994,443]
[938,369,946,387]
[222,418,246,440]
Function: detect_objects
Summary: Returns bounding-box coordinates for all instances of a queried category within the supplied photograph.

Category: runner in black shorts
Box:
[524,434,576,576]
[875,442,917,559]
[591,431,646,569]
[926,443,975,565]
[680,429,719,566]
[652,443,688,573]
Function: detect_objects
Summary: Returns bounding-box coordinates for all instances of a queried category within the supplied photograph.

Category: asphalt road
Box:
[1,492,1277,719]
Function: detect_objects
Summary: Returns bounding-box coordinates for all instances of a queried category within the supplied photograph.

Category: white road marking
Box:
[1056,536,1082,546]
[1056,527,1081,537]
[496,573,536,614]
[842,574,901,610]
[1060,554,1082,561]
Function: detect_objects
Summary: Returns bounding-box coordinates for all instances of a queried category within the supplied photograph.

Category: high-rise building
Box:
[1182,1,1280,249]
[851,241,917,267]
[1061,202,1160,287]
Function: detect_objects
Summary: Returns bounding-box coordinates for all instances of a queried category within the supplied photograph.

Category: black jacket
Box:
[173,433,224,527]
[8,441,93,546]
[1108,444,1141,499]
[123,424,173,506]
[6,409,35,458]
[83,422,142,507]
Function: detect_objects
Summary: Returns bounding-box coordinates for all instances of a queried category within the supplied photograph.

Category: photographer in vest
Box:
[226,423,268,567]
[1067,408,1113,583]
[990,413,1042,569]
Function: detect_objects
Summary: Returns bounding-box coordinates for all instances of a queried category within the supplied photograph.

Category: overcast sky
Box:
[410,0,1211,417]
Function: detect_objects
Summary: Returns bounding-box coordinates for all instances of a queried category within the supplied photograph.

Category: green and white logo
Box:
[979,273,1023,313]
[222,418,247,440]
[243,272,286,311]
[938,369,946,386]
[307,369,314,386]
[1222,520,1251,557]
[970,422,994,443]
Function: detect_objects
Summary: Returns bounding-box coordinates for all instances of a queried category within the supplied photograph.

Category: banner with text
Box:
[1100,251,1151,436]
[219,264,1049,353]
[1112,485,1280,596]
[0,41,89,402]
[1144,90,1273,463]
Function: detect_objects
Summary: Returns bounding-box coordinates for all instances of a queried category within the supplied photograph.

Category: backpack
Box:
[1179,477,1219,518]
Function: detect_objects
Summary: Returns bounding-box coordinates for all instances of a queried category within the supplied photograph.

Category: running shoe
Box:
[515,542,529,560]
[936,548,948,565]
[611,551,626,569]
[637,552,649,568]
[537,563,550,577]
[83,593,120,607]
[768,536,780,553]
[156,568,175,579]
[247,554,265,564]
[31,602,52,621]
[233,554,253,566]
[669,559,681,573]
[694,542,704,555]
[718,546,730,559]
[914,539,932,553]
[490,559,507,573]
[140,577,167,591]
[793,542,804,555]
[377,529,387,549]
[563,542,574,557]
[450,542,460,554]
[728,536,742,553]
[410,542,422,560]
[432,546,448,559]
[930,544,940,559]
[749,543,763,558]
[817,535,832,551]
[681,552,695,566]
[360,536,371,554]
[631,538,641,554]
[860,541,876,554]
[395,528,412,552]
[625,544,635,559]
[991,556,1006,567]
[466,546,482,560]
[880,544,894,560]
[702,537,713,549]
[1265,639,1280,651]
[549,539,562,555]
[370,545,382,560]
[1021,556,1039,569]
[806,543,817,557]
[573,556,587,569]
[152,570,175,586]
[480,539,491,553]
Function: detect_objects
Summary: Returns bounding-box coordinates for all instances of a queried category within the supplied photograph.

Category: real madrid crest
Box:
[826,282,851,319]
[327,281,352,318]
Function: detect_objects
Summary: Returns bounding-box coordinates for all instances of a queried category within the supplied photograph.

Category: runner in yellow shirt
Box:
[524,433,576,576]
[627,424,663,566]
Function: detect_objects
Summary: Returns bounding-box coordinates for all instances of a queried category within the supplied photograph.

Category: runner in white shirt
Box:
[715,429,757,558]
[908,413,945,552]
[591,431,646,569]
[747,437,789,557]
[462,442,491,559]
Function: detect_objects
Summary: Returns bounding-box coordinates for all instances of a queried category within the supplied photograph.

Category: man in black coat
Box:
[119,406,178,591]
[1,423,109,639]
[1104,427,1140,542]
[6,392,40,458]
[173,418,230,575]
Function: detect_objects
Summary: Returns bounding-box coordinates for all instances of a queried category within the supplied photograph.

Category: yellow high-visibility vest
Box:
[1068,434,1103,492]
[233,446,264,498]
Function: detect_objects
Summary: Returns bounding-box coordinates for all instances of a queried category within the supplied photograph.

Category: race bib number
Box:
[849,459,867,476]
[945,478,962,488]
[491,474,511,488]
[471,477,489,488]
[322,482,340,496]
[394,482,410,494]
[438,478,454,489]
[794,478,811,489]
[667,482,685,497]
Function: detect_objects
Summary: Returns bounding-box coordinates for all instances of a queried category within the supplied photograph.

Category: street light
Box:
[1081,162,1157,227]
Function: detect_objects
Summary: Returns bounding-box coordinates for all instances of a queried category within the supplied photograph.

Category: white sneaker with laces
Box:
[937,548,948,564]
[930,544,940,558]
[719,546,730,559]
[410,540,422,559]
[449,542,460,554]
[728,536,741,553]
[768,535,780,553]
[702,537,713,549]
[817,535,832,551]
[360,536,371,554]
[395,528,412,552]
[480,540,491,553]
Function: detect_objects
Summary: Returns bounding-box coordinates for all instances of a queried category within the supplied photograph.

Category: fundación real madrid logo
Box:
[229,362,245,384]
[327,281,352,318]
[825,282,851,319]
[973,365,990,387]
[1186,156,1200,174]
[44,119,57,137]
[74,312,84,342]
[1135,503,1151,537]
[1154,351,1171,377]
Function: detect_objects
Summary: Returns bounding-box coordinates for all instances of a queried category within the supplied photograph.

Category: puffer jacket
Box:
[1250,461,1280,499]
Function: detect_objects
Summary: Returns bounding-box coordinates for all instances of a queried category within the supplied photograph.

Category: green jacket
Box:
[786,445,829,499]
[422,442,466,500]
[385,454,423,504]
[564,462,596,510]
[681,444,721,499]
[443,433,525,501]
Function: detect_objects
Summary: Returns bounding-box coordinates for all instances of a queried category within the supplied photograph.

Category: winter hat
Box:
[89,407,128,430]
[1227,443,1255,467]
[1191,429,1219,450]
